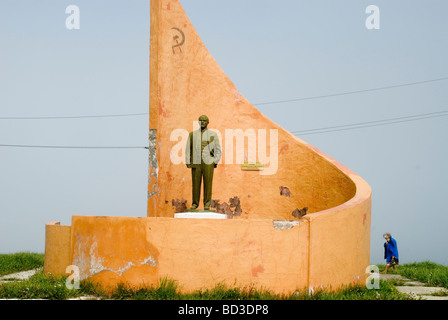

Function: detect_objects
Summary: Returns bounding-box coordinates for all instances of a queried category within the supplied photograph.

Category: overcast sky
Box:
[1,0,447,266]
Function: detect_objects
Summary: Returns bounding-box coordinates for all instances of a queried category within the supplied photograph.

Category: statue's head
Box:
[199,115,209,129]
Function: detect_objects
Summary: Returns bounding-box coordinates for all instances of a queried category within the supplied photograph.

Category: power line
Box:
[0,113,149,120]
[1,77,447,120]
[0,110,446,149]
[292,110,448,134]
[0,144,148,150]
[254,77,448,106]
[293,110,448,136]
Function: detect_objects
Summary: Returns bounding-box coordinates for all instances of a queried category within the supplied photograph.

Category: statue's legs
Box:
[191,167,202,209]
[191,163,214,210]
[202,163,214,210]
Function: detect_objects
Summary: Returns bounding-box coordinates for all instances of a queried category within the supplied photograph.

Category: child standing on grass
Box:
[382,233,399,273]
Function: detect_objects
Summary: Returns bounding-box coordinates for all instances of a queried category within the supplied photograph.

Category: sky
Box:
[0,0,447,266]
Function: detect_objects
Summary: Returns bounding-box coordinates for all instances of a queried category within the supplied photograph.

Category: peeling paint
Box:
[90,262,136,277]
[212,197,242,218]
[73,235,159,278]
[89,257,158,277]
[72,233,90,281]
[142,256,158,267]
[148,191,158,198]
[172,199,187,213]
[229,197,240,208]
[73,232,160,281]
[279,186,291,197]
[148,130,158,169]
[117,262,136,276]
[292,207,308,219]
[88,241,107,276]
[148,129,159,199]
[273,220,301,230]
[210,200,220,208]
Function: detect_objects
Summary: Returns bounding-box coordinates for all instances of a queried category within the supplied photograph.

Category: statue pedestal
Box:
[174,211,228,220]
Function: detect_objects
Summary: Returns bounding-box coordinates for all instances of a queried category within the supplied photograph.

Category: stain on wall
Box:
[292,207,308,219]
[280,186,291,197]
[212,197,242,218]
[172,198,187,213]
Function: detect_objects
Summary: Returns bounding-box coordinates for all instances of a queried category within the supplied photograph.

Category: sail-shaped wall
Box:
[43,0,372,294]
[147,0,361,219]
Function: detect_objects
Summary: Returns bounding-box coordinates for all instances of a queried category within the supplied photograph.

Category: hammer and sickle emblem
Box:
[171,27,185,54]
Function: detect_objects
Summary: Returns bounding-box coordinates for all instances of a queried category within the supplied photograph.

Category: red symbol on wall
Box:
[171,27,185,54]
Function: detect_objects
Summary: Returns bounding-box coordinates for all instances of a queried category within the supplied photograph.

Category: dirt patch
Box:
[212,197,242,218]
[292,207,308,219]
[279,186,291,197]
[172,199,187,213]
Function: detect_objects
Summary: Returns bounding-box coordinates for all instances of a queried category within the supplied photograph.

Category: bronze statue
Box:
[186,115,221,211]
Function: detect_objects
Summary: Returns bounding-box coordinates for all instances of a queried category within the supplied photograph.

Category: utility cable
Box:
[292,110,448,136]
[0,144,148,150]
[254,77,448,106]
[0,110,446,148]
[1,77,447,120]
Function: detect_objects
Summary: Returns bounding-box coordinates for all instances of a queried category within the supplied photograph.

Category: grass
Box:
[396,261,448,289]
[0,270,103,300]
[378,261,448,289]
[2,253,446,300]
[0,272,414,300]
[98,278,415,300]
[0,252,45,277]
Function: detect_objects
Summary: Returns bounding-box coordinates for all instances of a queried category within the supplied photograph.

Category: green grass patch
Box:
[428,290,448,297]
[105,279,414,300]
[0,272,415,300]
[110,277,180,300]
[286,281,413,300]
[2,253,442,300]
[0,252,45,276]
[189,283,277,300]
[0,270,102,300]
[378,261,448,289]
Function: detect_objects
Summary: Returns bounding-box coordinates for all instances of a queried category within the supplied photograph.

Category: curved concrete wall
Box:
[43,0,372,294]
[147,0,358,220]
[47,183,370,293]
[70,216,309,293]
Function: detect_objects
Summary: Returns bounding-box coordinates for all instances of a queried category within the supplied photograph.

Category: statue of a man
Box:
[186,115,222,211]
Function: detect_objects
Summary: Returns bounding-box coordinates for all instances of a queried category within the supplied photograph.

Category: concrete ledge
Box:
[174,212,227,219]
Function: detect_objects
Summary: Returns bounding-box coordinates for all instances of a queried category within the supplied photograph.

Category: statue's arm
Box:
[213,133,222,165]
[186,133,192,168]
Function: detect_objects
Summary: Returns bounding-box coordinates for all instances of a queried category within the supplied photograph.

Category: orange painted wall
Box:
[71,215,310,293]
[44,174,370,293]
[66,175,370,294]
[147,0,357,219]
[307,175,372,289]
[43,222,71,276]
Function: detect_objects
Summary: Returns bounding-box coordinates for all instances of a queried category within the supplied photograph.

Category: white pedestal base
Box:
[174,211,228,220]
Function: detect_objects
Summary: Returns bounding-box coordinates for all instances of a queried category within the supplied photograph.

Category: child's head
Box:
[383,233,391,241]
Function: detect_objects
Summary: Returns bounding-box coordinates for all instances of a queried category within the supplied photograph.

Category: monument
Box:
[186,115,221,212]
[43,0,372,294]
